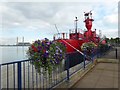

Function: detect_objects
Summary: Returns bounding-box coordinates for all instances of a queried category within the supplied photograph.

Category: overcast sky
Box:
[0,0,119,45]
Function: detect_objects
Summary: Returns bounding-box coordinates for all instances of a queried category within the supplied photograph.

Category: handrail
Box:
[1,59,31,66]
[61,39,84,55]
[61,39,92,60]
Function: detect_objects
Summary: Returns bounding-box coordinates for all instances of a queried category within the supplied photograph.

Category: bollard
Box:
[115,48,117,59]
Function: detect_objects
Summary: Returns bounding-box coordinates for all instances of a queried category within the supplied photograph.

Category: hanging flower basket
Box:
[81,42,97,56]
[27,38,66,74]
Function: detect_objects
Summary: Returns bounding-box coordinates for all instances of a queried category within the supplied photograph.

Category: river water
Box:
[0,46,29,64]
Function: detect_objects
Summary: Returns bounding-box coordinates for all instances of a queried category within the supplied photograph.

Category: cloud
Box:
[0,37,17,45]
[1,3,27,29]
[91,2,118,38]
[0,0,119,3]
[0,1,119,44]
[102,29,118,38]
[104,14,118,26]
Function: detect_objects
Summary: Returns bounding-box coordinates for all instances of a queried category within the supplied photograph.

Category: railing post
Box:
[97,48,99,58]
[83,51,86,69]
[99,48,101,57]
[91,50,94,63]
[18,62,22,90]
[115,48,117,59]
[66,55,69,81]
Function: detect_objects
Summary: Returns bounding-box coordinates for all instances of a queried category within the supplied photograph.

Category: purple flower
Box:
[60,50,62,53]
[46,42,50,45]
[46,46,49,50]
[44,52,49,58]
[38,46,41,51]
[42,42,44,46]
[50,42,52,44]
[56,46,58,48]
[38,42,40,45]
[59,54,62,57]
[55,59,59,64]
[50,60,53,64]
[55,52,59,55]
[56,49,59,53]
[46,51,49,54]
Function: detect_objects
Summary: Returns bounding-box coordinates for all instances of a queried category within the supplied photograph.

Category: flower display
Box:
[27,38,66,74]
[81,42,97,56]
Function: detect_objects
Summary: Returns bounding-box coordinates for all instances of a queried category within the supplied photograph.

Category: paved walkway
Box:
[102,47,120,59]
[72,62,118,88]
[72,47,119,88]
[55,47,119,89]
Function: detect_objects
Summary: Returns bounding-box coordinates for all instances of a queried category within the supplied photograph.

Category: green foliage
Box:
[106,37,120,44]
[81,42,97,51]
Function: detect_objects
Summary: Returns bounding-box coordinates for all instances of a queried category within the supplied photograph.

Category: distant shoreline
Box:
[0,45,30,47]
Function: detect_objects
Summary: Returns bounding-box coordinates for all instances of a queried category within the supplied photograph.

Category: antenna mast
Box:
[55,24,60,34]
[54,24,60,39]
[75,17,78,33]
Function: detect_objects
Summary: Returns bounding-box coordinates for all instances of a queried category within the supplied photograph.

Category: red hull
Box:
[57,39,85,53]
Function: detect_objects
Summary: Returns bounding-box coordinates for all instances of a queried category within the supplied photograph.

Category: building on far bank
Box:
[16,42,31,46]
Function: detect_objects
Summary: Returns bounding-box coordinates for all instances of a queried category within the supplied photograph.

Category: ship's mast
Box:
[75,17,78,33]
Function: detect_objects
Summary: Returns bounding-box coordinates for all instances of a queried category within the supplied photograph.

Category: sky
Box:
[0,0,119,45]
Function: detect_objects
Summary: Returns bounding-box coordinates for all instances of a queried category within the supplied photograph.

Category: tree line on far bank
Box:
[105,37,120,46]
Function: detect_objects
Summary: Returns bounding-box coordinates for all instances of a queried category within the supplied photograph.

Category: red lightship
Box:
[54,11,100,53]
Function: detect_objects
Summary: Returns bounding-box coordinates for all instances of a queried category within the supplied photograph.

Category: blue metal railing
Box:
[1,60,31,89]
[0,60,93,89]
[0,47,111,90]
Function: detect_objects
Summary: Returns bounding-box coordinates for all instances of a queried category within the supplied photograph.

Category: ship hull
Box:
[57,39,85,53]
